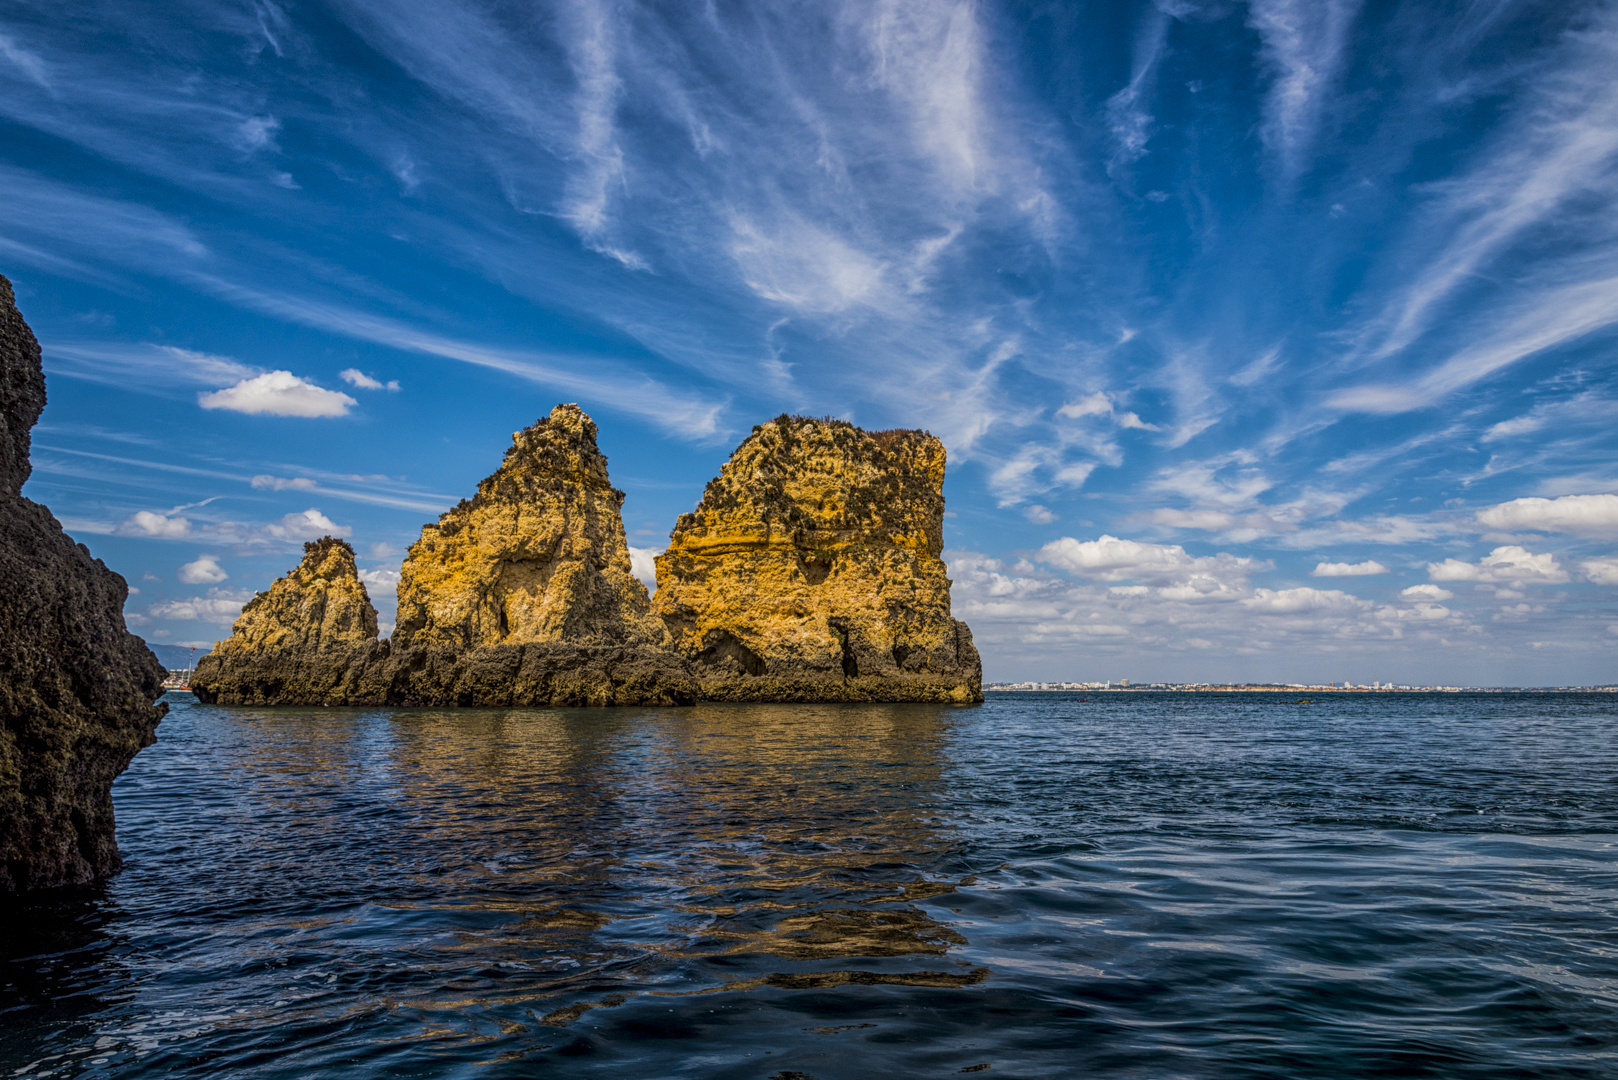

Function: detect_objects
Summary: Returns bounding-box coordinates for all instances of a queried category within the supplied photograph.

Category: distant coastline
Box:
[987,681,1618,694]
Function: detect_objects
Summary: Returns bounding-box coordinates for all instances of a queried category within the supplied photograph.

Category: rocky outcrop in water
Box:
[0,273,167,893]
[653,415,981,703]
[378,403,694,706]
[196,405,695,707]
[190,537,383,706]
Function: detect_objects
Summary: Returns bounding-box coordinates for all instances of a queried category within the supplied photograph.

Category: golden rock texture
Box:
[197,405,694,707]
[380,403,693,706]
[0,274,166,892]
[191,537,383,706]
[653,415,981,703]
[393,403,667,651]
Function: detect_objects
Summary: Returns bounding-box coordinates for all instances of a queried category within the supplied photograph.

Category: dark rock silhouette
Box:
[0,274,166,893]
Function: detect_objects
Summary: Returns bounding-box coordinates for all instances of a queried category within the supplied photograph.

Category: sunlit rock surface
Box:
[191,537,383,706]
[653,415,982,703]
[0,273,166,892]
[393,403,669,651]
[378,403,694,706]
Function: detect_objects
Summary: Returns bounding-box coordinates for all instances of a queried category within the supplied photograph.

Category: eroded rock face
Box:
[393,403,667,651]
[191,537,384,706]
[198,405,694,707]
[653,415,982,703]
[0,274,167,893]
[378,403,694,706]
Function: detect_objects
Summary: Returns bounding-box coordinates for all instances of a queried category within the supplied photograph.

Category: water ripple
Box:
[1,692,1615,1078]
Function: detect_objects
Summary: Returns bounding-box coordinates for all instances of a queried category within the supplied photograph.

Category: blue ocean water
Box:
[2,691,1616,1079]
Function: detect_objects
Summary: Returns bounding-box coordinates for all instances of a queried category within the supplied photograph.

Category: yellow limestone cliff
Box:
[653,415,982,703]
[394,403,666,651]
[381,403,694,706]
[191,537,382,706]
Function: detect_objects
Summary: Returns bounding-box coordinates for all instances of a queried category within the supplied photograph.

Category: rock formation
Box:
[653,415,982,703]
[190,537,383,706]
[379,403,694,706]
[0,274,167,893]
[195,404,695,707]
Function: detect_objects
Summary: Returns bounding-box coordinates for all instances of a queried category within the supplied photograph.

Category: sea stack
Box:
[0,274,166,893]
[379,403,695,706]
[191,537,383,706]
[653,415,982,703]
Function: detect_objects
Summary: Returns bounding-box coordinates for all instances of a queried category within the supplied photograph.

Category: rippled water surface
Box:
[3,691,1617,1078]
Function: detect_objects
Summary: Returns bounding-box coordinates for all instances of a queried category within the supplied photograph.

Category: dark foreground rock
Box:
[0,274,166,893]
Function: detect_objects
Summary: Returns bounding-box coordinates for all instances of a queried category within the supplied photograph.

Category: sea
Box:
[2,691,1616,1079]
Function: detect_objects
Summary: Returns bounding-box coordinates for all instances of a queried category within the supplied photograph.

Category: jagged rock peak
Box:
[393,403,666,651]
[655,414,982,704]
[190,536,382,706]
[479,401,616,501]
[225,536,378,654]
[0,273,166,892]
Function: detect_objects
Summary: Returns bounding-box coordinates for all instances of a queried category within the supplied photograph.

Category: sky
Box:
[3,0,1617,686]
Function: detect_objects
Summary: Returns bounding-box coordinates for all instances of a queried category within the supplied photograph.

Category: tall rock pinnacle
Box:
[191,537,382,706]
[393,403,666,651]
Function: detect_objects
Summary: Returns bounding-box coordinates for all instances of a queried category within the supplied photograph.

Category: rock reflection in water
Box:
[181,700,983,1037]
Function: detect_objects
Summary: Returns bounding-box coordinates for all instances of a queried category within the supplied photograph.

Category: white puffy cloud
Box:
[177,555,227,584]
[1476,494,1618,536]
[1582,557,1618,585]
[265,508,351,541]
[1242,587,1372,615]
[1401,583,1454,601]
[1040,534,1260,590]
[360,567,401,589]
[250,474,317,491]
[118,510,192,538]
[1428,545,1569,584]
[359,567,401,637]
[1056,391,1156,430]
[628,546,661,591]
[339,368,400,391]
[1023,504,1056,524]
[947,549,1462,674]
[1311,560,1389,577]
[198,371,357,417]
[148,588,254,626]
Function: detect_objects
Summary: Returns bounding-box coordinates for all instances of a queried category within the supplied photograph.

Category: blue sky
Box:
[4,0,1617,685]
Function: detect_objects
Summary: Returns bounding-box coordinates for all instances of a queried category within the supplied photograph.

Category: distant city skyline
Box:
[2,0,1616,684]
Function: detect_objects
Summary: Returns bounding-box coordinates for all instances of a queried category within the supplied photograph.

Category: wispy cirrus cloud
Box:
[1248,0,1364,184]
[1330,6,1618,414]
[192,277,729,438]
[7,0,1618,679]
[34,445,453,515]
